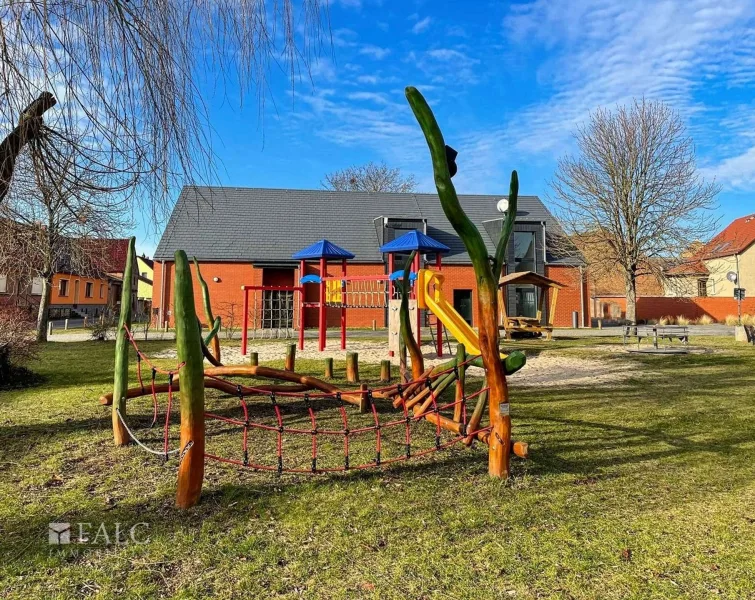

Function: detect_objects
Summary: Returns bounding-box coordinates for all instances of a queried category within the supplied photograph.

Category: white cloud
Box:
[701,146,755,189]
[411,17,432,34]
[347,91,390,104]
[359,45,391,60]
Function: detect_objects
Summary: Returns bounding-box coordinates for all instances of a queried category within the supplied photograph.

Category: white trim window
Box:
[31,277,44,295]
[0,274,7,294]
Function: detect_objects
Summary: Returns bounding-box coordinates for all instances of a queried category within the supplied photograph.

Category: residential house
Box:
[152,187,590,332]
[136,255,154,316]
[0,238,137,321]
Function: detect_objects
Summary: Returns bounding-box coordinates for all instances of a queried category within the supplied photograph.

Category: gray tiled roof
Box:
[154,187,578,265]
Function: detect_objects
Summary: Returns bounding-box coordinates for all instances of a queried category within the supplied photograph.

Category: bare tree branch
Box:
[551,98,720,323]
[322,162,417,193]
[0,0,328,221]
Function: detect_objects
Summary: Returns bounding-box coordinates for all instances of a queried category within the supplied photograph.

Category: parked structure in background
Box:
[151,187,590,332]
[136,255,154,316]
[0,238,137,321]
[591,213,755,323]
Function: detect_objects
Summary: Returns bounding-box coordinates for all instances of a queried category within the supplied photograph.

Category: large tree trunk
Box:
[0,92,57,203]
[35,277,51,342]
[625,272,638,325]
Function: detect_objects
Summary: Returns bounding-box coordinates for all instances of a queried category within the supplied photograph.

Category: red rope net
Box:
[121,325,490,473]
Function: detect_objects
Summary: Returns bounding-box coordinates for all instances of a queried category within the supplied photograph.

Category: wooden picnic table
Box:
[623,325,689,349]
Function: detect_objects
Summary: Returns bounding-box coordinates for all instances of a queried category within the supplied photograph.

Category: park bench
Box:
[623,325,689,349]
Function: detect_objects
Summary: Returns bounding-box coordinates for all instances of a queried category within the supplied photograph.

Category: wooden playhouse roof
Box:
[499,271,564,290]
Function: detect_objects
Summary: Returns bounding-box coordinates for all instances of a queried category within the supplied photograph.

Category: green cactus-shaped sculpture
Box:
[406,86,519,478]
[193,257,221,363]
[112,236,136,446]
[175,250,206,508]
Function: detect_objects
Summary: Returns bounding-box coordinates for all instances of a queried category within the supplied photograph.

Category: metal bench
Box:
[623,325,689,349]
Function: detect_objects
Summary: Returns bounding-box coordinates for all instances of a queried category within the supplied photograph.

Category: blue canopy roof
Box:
[379,230,451,254]
[292,239,355,260]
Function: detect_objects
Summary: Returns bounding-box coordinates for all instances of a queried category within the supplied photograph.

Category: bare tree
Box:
[0,133,130,342]
[323,162,417,193]
[551,99,719,324]
[0,1,328,219]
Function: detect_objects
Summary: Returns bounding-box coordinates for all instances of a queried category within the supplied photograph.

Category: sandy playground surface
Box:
[153,339,647,388]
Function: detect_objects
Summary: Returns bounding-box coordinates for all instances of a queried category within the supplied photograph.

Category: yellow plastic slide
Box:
[417,269,506,358]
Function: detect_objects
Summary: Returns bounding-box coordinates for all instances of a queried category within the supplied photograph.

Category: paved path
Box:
[47,324,735,343]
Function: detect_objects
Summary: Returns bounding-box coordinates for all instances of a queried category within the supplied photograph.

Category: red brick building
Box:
[152,187,589,332]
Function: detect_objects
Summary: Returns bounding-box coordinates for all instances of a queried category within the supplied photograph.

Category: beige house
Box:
[665,214,755,298]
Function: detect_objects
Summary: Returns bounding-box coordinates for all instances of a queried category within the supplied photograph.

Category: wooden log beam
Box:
[99,381,313,405]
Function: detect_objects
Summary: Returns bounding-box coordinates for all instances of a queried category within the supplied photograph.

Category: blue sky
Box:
[136,0,755,256]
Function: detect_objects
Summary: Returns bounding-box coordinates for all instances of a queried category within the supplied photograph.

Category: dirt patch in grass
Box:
[151,340,649,388]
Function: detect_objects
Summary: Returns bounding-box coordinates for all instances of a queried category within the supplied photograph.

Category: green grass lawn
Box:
[1,338,755,598]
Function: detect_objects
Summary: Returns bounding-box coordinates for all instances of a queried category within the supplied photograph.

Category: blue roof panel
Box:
[292,239,355,260]
[379,230,451,254]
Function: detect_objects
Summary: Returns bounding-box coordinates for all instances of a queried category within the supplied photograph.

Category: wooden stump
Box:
[324,357,334,379]
[346,352,359,383]
[359,383,369,414]
[380,359,391,383]
[249,352,259,366]
[454,344,466,422]
[285,344,296,371]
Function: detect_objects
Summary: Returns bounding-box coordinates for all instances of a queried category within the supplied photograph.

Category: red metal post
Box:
[241,286,249,356]
[298,260,305,350]
[436,252,443,357]
[413,252,421,347]
[388,252,395,357]
[341,259,347,350]
[319,257,327,351]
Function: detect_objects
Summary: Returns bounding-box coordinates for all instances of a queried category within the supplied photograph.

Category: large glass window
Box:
[513,231,536,273]
[515,286,538,318]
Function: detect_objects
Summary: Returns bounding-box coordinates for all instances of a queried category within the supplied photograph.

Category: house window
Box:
[31,277,43,295]
[100,283,105,299]
[697,278,708,297]
[59,279,69,297]
[85,282,93,298]
[513,231,537,273]
[0,274,6,294]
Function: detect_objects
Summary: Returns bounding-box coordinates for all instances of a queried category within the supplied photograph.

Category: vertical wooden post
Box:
[436,252,443,357]
[47,321,53,336]
[112,237,136,446]
[285,343,296,371]
[380,359,391,383]
[359,382,369,414]
[64,318,69,330]
[454,343,466,422]
[324,357,334,379]
[249,351,258,366]
[174,250,205,509]
[372,319,377,331]
[346,352,359,382]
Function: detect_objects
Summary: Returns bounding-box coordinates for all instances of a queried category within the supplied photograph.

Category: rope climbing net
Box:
[117,325,491,474]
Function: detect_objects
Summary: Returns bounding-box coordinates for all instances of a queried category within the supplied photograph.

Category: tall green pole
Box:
[175,250,206,508]
[112,236,135,446]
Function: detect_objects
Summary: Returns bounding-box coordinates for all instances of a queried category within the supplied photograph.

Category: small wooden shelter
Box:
[498,271,564,340]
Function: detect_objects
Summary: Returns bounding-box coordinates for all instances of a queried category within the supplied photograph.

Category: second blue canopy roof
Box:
[379,230,450,254]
